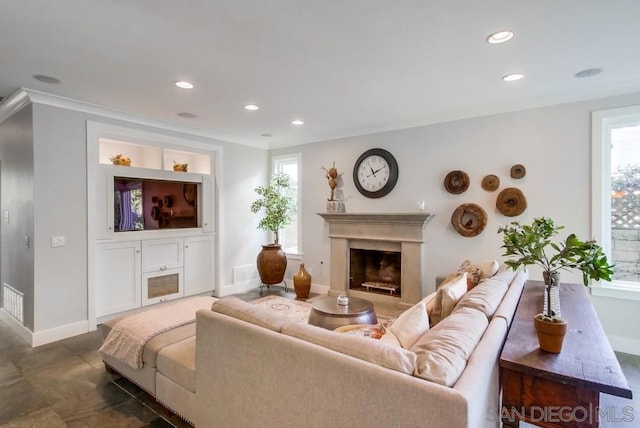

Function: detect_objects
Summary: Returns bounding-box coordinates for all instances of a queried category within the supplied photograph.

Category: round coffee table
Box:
[308,296,377,330]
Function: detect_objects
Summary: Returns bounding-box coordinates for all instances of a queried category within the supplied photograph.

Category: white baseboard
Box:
[31,320,90,347]
[310,283,329,295]
[1,308,91,347]
[607,334,640,356]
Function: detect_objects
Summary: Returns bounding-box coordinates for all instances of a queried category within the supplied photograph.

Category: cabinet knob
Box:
[136,250,140,254]
[185,245,189,248]
[160,265,167,271]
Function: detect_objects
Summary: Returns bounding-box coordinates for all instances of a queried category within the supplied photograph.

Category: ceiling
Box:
[1,1,640,149]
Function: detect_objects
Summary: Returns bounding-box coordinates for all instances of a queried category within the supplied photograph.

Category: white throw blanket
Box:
[100,296,216,369]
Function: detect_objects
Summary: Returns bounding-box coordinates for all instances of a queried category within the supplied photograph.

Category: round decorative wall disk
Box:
[450,203,488,237]
[481,174,500,191]
[496,187,527,217]
[510,164,526,179]
[444,170,470,194]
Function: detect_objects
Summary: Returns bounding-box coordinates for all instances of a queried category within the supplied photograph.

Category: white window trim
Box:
[592,105,640,300]
[272,153,302,257]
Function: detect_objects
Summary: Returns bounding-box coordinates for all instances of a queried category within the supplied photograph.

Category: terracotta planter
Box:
[293,263,311,300]
[534,315,567,353]
[256,244,287,285]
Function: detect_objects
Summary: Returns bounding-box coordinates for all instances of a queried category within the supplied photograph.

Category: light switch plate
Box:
[50,236,65,247]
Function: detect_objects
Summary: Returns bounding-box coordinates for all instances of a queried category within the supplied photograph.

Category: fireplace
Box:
[350,248,402,297]
[318,213,434,307]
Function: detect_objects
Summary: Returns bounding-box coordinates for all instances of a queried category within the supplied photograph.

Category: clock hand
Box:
[372,165,387,175]
[368,164,377,177]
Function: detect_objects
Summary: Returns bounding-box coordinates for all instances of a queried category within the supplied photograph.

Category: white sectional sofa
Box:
[101,266,528,427]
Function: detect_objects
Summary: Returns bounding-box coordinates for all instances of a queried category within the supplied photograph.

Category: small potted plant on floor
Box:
[498,217,613,353]
[250,172,295,293]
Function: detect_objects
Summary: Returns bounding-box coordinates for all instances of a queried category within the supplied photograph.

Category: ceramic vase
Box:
[293,263,312,300]
[256,244,287,285]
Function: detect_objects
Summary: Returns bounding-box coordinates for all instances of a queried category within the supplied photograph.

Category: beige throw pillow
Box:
[388,301,429,349]
[479,260,500,278]
[454,278,509,319]
[430,273,467,326]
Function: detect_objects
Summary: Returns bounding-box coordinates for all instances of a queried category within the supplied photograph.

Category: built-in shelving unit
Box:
[87,122,219,325]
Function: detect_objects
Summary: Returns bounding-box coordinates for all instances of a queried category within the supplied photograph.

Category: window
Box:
[592,105,640,294]
[273,153,301,255]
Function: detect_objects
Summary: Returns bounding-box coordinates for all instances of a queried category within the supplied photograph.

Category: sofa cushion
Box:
[430,273,467,325]
[157,336,196,393]
[282,322,417,375]
[388,300,429,349]
[454,278,509,319]
[211,297,289,332]
[412,306,489,387]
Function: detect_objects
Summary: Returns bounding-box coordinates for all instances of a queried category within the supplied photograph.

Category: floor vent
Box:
[2,283,24,324]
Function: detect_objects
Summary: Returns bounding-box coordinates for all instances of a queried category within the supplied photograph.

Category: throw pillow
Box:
[457,260,482,290]
[388,301,430,349]
[429,272,467,326]
[478,260,500,279]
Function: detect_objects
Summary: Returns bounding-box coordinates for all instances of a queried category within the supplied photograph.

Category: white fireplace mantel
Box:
[318,212,434,307]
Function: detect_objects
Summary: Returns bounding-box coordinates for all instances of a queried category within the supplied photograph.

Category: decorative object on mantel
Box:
[510,164,526,179]
[322,162,340,201]
[498,217,613,353]
[250,172,295,294]
[496,187,527,217]
[322,161,346,213]
[443,170,470,194]
[110,153,131,166]
[450,203,488,237]
[352,148,399,198]
[481,174,500,191]
[173,161,188,172]
[293,263,312,300]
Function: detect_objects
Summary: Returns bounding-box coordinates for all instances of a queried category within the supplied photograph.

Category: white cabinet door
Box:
[184,235,216,296]
[96,241,141,317]
[142,238,184,273]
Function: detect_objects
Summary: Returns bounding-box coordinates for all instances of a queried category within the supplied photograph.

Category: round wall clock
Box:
[352,148,399,198]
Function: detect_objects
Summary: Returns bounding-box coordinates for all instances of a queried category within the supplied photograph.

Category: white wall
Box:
[272,91,640,354]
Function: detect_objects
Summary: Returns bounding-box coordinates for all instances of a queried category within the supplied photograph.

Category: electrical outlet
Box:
[50,236,65,248]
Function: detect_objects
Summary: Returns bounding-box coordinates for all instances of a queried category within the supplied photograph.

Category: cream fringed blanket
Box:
[100,296,217,369]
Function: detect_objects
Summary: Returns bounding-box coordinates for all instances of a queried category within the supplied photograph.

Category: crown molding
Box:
[0,88,267,149]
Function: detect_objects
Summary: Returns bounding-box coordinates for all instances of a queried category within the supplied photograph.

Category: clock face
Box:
[353,148,398,198]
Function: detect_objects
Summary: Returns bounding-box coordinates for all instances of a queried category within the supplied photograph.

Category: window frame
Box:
[272,153,301,257]
[592,105,640,301]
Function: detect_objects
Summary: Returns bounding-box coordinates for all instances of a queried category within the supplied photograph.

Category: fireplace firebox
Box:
[350,249,401,297]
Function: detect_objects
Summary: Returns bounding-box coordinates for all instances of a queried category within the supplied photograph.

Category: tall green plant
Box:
[250,172,295,245]
[498,217,614,318]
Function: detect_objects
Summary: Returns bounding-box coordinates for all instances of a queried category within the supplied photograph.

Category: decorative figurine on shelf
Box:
[322,162,339,201]
[173,161,188,172]
[322,162,345,213]
[109,153,131,166]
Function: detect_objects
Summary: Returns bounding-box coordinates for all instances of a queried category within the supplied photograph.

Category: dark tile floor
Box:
[1,287,638,427]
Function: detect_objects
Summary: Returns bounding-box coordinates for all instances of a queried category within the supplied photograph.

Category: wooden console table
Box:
[500,280,632,427]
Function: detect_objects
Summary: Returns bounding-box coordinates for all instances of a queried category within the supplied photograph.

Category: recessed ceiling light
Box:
[486,30,514,44]
[244,104,259,111]
[292,120,304,126]
[261,133,273,137]
[175,81,194,89]
[575,68,602,78]
[33,74,61,84]
[502,73,524,82]
[177,112,197,119]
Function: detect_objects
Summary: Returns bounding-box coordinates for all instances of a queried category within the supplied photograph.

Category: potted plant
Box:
[250,172,295,292]
[498,217,613,353]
